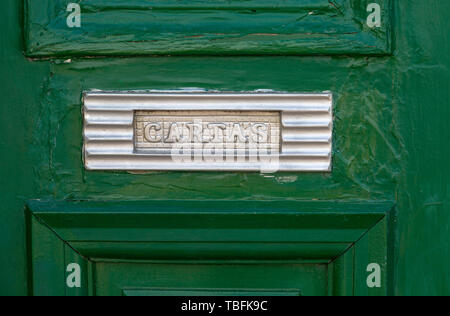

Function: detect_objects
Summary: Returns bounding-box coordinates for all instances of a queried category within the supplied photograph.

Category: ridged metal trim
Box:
[83,92,333,172]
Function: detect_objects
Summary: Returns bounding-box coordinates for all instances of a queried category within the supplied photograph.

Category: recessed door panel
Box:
[93,262,327,296]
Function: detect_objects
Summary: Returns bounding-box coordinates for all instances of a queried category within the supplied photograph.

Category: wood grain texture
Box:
[24,0,393,57]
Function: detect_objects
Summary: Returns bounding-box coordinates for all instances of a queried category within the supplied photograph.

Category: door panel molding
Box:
[26,200,393,296]
[25,0,394,57]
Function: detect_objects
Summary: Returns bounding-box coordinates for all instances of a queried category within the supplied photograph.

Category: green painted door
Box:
[1,1,449,296]
[27,201,390,296]
[95,263,327,296]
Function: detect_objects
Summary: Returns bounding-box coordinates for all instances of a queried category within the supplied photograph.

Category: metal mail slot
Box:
[83,92,333,172]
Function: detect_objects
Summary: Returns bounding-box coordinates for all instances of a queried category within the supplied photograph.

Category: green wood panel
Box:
[27,212,91,296]
[26,215,66,296]
[1,0,449,297]
[27,56,402,203]
[24,0,393,57]
[69,242,348,261]
[26,200,390,261]
[25,201,388,295]
[28,200,389,243]
[330,247,354,296]
[63,245,90,296]
[93,262,328,296]
[353,217,387,296]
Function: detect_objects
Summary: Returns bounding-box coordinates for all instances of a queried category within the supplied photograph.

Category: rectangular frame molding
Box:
[26,200,393,296]
[24,0,393,57]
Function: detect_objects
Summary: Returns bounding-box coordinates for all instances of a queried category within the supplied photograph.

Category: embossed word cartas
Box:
[83,92,333,172]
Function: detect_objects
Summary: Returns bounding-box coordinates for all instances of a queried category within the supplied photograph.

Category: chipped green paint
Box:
[25,0,393,57]
[0,0,449,295]
[35,56,400,201]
